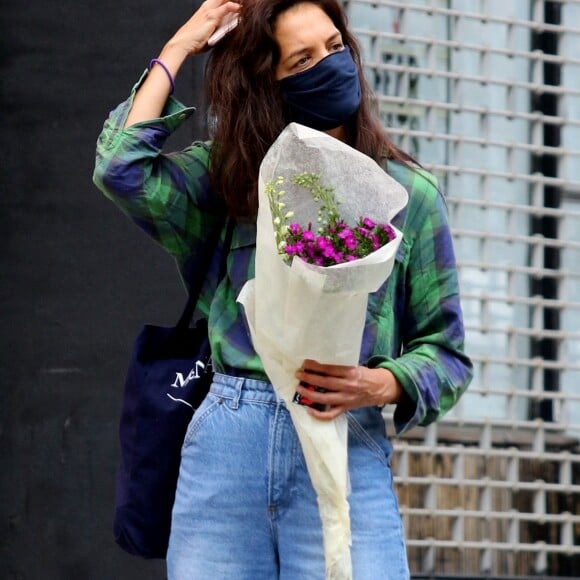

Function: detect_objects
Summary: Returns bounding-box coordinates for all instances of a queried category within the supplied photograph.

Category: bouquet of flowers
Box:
[268,172,397,268]
[267,172,399,410]
[238,123,408,579]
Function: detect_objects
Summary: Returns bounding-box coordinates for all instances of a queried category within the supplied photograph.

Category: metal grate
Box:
[345,0,580,576]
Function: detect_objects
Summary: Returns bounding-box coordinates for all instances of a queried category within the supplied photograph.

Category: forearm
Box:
[124,43,189,128]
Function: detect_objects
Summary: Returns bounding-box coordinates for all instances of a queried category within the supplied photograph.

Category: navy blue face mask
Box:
[279,47,361,131]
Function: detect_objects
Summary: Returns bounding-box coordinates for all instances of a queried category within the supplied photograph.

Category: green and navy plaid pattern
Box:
[93,74,473,435]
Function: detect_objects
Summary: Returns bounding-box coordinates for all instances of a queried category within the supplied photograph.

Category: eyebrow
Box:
[283,31,342,65]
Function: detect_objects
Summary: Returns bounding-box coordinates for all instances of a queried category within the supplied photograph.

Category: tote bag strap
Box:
[176,218,235,330]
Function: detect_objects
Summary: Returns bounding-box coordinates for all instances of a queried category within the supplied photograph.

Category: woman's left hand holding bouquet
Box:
[295,360,404,420]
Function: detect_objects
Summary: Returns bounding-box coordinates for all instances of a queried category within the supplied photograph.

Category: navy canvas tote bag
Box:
[113,222,233,559]
[113,318,213,558]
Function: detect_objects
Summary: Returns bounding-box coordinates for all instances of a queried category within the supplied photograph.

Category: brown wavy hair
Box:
[205,0,415,218]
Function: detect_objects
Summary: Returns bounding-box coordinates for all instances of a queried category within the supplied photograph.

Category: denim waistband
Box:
[211,372,283,407]
[211,373,387,432]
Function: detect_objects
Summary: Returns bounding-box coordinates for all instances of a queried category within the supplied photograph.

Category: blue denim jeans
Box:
[167,373,410,579]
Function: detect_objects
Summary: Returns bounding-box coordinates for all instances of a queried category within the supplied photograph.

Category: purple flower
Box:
[344,236,358,251]
[322,245,335,258]
[381,224,395,239]
[280,208,394,267]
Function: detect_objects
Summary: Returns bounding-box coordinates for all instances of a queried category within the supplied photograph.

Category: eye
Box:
[330,42,344,52]
[294,55,310,69]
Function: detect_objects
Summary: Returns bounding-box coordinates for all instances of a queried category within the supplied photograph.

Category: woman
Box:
[93,0,473,577]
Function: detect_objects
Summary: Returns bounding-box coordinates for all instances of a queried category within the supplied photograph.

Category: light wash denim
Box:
[167,373,410,579]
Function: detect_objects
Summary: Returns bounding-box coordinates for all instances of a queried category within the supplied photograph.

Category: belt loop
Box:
[229,376,244,410]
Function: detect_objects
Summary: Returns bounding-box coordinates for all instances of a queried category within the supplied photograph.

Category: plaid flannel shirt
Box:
[93,73,473,434]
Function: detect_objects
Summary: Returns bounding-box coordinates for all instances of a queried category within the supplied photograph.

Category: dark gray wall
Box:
[1,2,205,577]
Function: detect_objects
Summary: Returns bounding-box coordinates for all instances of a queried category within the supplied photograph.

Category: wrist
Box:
[391,377,405,405]
[149,59,175,94]
[158,42,189,72]
[161,37,201,64]
[372,367,403,406]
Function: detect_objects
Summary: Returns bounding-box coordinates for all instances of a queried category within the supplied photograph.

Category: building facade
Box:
[344,0,580,576]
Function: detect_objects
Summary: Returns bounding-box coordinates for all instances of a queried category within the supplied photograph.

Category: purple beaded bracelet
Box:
[149,58,175,95]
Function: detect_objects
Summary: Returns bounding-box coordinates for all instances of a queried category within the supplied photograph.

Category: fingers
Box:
[306,404,345,421]
[168,0,241,56]
[203,0,241,35]
[203,0,241,48]
[297,361,360,392]
[294,373,353,419]
[211,0,241,21]
[302,359,352,376]
[294,363,382,419]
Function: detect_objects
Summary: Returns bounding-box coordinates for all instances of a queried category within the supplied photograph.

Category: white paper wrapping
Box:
[237,123,408,579]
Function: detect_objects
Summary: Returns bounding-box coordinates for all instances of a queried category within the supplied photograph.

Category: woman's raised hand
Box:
[165,0,241,59]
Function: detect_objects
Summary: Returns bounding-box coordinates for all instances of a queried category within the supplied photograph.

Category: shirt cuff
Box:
[130,68,196,132]
[101,69,197,151]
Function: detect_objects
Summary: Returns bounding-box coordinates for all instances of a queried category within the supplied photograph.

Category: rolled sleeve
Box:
[368,169,473,435]
[92,71,224,262]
